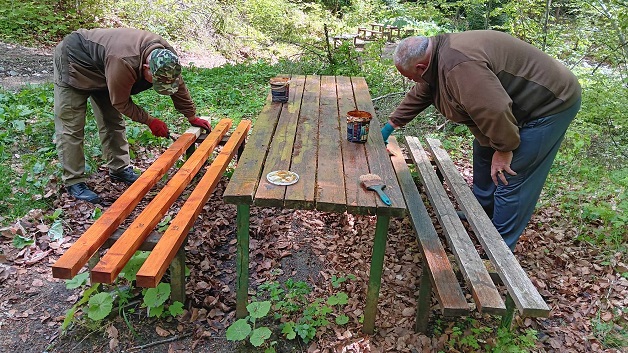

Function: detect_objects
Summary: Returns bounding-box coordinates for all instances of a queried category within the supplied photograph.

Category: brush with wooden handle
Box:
[360,173,391,206]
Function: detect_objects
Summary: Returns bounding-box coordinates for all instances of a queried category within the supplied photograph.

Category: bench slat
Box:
[90,119,233,284]
[254,75,306,208]
[424,138,550,318]
[52,129,202,279]
[136,120,251,288]
[223,94,283,205]
[405,136,506,315]
[388,137,469,316]
[285,75,320,209]
[315,75,347,211]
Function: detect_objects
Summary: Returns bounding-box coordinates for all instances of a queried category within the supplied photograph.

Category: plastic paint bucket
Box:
[270,77,290,103]
[346,110,373,143]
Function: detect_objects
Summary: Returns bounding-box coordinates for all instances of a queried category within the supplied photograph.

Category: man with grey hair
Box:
[381,30,581,251]
[54,28,212,204]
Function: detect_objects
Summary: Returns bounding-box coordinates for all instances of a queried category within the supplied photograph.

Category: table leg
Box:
[363,215,390,334]
[235,204,250,318]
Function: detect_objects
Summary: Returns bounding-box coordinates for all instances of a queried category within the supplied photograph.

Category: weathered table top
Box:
[223,75,406,217]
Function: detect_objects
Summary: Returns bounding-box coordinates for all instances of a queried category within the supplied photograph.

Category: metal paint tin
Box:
[346,110,372,143]
[270,77,290,103]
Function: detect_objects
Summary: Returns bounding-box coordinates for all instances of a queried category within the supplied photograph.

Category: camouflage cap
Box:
[149,48,182,95]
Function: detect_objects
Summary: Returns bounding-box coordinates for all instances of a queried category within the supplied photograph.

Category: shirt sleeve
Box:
[446,61,521,151]
[389,83,433,128]
[105,56,152,124]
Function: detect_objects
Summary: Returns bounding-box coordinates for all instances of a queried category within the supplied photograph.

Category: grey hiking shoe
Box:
[109,166,140,185]
[67,182,101,204]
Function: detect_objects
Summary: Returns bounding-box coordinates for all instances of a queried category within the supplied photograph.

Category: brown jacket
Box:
[57,28,196,124]
[390,30,581,151]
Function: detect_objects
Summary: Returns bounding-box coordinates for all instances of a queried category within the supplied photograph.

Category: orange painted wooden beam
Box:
[136,120,251,288]
[90,119,233,284]
[52,131,200,279]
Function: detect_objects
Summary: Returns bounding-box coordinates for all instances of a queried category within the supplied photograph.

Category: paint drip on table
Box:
[346,110,372,143]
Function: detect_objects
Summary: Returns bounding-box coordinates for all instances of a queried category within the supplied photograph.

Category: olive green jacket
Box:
[57,28,196,124]
[390,30,581,151]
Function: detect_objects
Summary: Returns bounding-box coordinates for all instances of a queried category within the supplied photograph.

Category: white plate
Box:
[266,170,299,186]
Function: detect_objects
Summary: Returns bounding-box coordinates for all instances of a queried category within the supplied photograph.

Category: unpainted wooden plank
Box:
[90,119,233,284]
[315,75,347,212]
[51,131,200,279]
[352,77,406,217]
[285,75,320,210]
[337,76,376,215]
[425,137,550,318]
[223,97,283,205]
[405,136,505,315]
[254,75,305,207]
[388,137,469,316]
[136,120,251,288]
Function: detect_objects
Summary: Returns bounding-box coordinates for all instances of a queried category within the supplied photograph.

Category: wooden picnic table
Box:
[223,75,406,334]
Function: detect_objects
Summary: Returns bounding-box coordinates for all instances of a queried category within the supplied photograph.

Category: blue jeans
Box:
[472,98,581,250]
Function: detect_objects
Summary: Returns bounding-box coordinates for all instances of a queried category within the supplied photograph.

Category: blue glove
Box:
[381,122,395,144]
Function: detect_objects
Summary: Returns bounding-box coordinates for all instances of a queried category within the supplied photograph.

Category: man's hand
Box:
[189,117,212,133]
[381,121,396,144]
[491,150,517,185]
[148,118,169,138]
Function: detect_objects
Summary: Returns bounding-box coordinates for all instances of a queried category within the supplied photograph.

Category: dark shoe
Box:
[110,166,140,184]
[67,182,101,204]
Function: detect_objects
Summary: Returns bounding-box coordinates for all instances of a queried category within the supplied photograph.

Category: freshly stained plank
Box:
[90,119,233,284]
[254,75,305,207]
[285,75,320,210]
[337,76,376,215]
[223,93,283,205]
[405,136,505,315]
[315,75,347,212]
[425,138,550,318]
[52,128,201,279]
[136,120,251,288]
[352,77,405,217]
[388,137,469,316]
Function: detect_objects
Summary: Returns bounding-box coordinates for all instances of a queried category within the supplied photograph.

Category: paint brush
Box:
[359,173,392,206]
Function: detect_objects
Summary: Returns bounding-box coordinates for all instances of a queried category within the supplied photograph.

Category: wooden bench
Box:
[388,135,550,332]
[52,118,251,302]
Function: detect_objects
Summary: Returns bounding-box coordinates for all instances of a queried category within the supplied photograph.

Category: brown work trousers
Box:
[53,44,130,186]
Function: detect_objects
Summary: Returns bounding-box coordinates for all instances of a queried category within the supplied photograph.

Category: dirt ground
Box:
[1,41,627,353]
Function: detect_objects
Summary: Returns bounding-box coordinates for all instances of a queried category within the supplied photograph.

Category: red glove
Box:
[148,118,169,137]
[189,117,212,133]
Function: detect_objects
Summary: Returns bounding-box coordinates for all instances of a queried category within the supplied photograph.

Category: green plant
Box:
[61,251,184,333]
[226,277,352,349]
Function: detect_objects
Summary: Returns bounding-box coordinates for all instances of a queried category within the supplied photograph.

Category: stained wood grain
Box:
[388,136,469,316]
[337,76,374,215]
[136,120,251,287]
[352,77,405,217]
[405,136,505,315]
[315,75,347,211]
[284,75,320,210]
[51,130,201,279]
[223,95,283,205]
[425,137,550,318]
[254,75,305,207]
[90,119,233,284]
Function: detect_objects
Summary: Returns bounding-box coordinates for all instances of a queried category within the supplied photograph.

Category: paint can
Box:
[346,110,372,143]
[270,77,290,103]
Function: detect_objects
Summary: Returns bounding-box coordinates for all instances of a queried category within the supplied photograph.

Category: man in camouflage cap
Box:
[53,28,212,204]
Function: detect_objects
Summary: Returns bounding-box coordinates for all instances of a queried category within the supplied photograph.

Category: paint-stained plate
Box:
[267,170,299,186]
